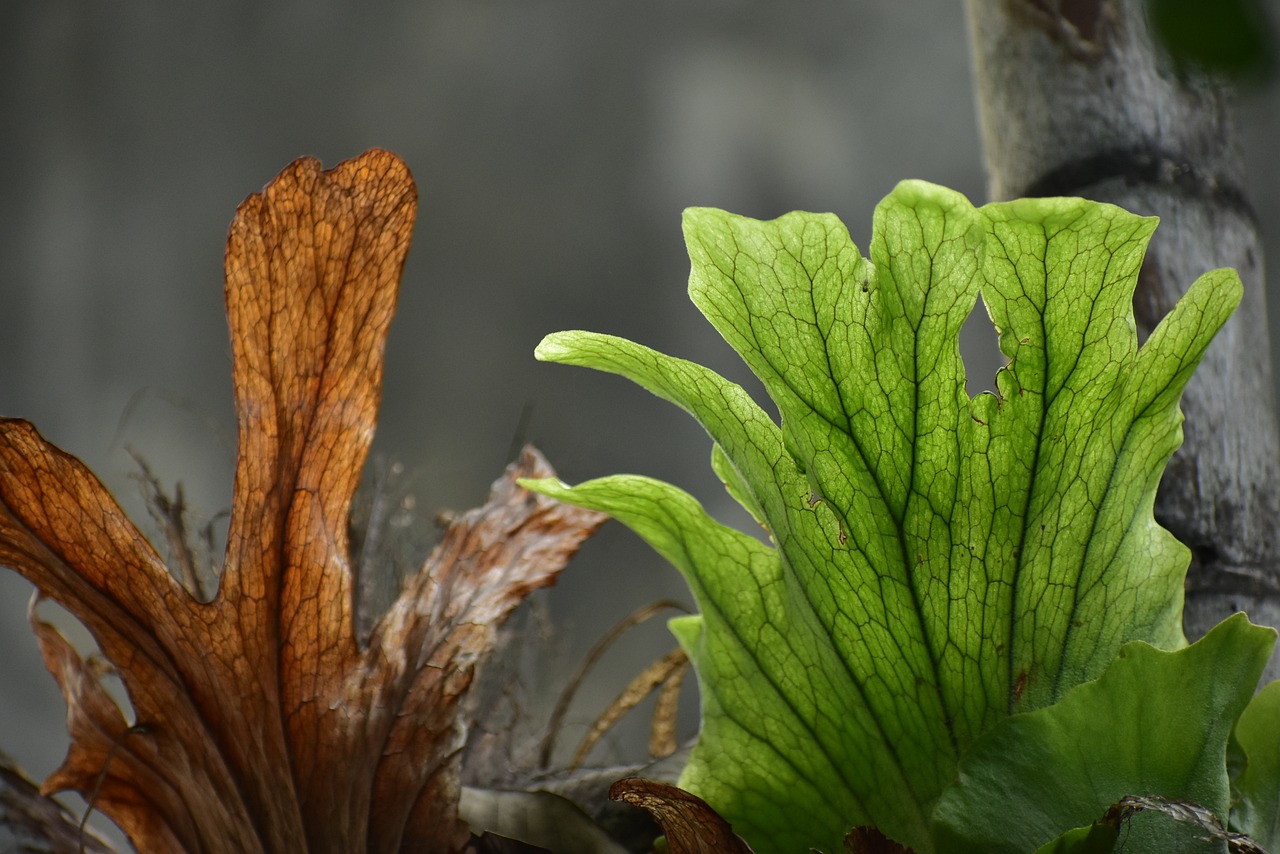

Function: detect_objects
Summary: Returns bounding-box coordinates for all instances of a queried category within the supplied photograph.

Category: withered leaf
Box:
[1104,796,1264,854]
[608,777,754,854]
[0,149,606,853]
[843,826,917,854]
[538,599,689,770]
[569,648,688,770]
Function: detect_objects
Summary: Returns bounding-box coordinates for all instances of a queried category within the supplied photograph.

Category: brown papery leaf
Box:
[609,777,754,854]
[569,647,688,770]
[0,150,607,853]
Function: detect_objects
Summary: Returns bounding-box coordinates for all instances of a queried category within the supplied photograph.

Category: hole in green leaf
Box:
[960,294,1007,397]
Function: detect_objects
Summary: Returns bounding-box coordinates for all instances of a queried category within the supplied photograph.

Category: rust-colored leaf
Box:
[608,777,754,854]
[0,150,607,852]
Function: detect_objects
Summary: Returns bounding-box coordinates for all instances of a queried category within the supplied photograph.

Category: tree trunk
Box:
[964,0,1280,681]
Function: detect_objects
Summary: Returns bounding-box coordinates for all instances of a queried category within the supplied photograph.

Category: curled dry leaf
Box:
[608,777,754,854]
[0,149,607,853]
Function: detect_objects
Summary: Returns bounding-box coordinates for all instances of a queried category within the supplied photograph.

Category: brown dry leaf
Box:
[608,777,754,854]
[538,599,688,771]
[570,648,688,770]
[0,150,607,853]
[843,826,917,854]
[648,650,688,760]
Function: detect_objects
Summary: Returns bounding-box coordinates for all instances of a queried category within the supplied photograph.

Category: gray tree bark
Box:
[965,0,1280,681]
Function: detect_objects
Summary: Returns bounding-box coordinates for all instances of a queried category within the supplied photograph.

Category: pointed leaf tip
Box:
[534,331,579,362]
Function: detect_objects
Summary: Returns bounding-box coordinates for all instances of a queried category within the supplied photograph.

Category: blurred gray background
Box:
[1,0,1277,845]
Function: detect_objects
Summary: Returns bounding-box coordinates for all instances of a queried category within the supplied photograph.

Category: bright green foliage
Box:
[525,182,1259,853]
[1230,679,1280,849]
[933,613,1273,853]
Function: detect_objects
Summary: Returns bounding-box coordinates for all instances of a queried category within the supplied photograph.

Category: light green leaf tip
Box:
[525,180,1245,854]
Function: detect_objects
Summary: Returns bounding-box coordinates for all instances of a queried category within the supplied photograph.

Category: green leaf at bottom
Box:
[1230,679,1280,850]
[932,614,1275,854]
